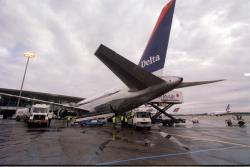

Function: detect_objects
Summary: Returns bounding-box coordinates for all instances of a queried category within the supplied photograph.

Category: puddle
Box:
[159,131,190,151]
[102,129,155,147]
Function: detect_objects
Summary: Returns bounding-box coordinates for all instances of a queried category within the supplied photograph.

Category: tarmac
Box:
[0,116,250,165]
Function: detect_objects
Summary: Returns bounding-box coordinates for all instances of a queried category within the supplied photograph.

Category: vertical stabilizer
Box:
[139,0,176,76]
[226,104,231,113]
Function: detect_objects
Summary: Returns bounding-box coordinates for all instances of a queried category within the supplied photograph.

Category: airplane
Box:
[208,104,232,116]
[0,0,223,118]
[173,108,180,113]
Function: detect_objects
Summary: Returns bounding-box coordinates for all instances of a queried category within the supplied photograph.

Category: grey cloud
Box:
[0,0,249,113]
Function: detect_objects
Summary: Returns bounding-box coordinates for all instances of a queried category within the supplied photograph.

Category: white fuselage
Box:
[76,76,183,115]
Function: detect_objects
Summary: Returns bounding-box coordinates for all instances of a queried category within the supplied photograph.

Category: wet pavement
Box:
[0,117,250,165]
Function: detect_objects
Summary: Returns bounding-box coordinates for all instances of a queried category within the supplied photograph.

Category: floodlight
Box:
[24,51,35,58]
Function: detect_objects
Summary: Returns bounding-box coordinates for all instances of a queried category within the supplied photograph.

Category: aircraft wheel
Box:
[168,122,174,127]
[28,123,32,128]
[227,121,232,126]
[239,121,245,127]
[16,117,20,122]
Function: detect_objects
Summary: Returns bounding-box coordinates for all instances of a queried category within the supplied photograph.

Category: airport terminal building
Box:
[0,88,84,118]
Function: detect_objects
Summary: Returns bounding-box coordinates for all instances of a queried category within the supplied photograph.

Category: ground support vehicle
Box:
[15,108,30,121]
[79,119,106,127]
[26,104,51,128]
[149,103,185,127]
[148,91,185,127]
[127,109,151,130]
[151,117,185,127]
[225,115,245,127]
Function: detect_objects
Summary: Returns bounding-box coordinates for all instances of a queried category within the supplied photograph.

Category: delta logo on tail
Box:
[140,55,160,68]
[139,0,176,74]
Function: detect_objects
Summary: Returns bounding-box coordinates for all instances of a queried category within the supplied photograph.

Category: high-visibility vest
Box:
[124,117,128,123]
[112,117,115,123]
[127,112,132,118]
[121,116,124,121]
[131,112,134,116]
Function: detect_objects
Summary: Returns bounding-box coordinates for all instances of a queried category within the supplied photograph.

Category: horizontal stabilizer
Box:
[95,44,165,91]
[176,79,224,89]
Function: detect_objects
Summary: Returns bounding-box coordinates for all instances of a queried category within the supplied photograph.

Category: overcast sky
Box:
[0,0,249,114]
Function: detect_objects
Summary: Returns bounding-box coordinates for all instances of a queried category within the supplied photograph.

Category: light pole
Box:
[17,51,35,108]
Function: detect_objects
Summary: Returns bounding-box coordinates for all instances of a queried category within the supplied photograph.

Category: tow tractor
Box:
[225,115,245,127]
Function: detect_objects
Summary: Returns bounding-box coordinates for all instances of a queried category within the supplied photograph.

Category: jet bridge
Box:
[148,91,185,126]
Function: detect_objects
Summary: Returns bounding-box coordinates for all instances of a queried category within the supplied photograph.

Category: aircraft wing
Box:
[176,79,224,89]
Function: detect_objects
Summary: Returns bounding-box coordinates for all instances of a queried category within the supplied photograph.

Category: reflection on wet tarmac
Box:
[158,131,190,151]
[1,117,250,165]
[102,129,155,148]
[26,128,62,133]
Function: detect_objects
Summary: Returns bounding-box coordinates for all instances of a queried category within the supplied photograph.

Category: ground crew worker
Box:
[124,115,128,127]
[48,112,53,128]
[67,116,70,127]
[121,115,125,128]
[131,111,134,117]
[127,111,131,118]
[112,116,116,129]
